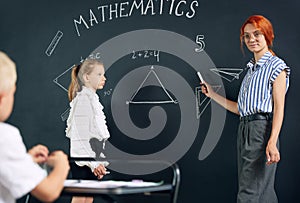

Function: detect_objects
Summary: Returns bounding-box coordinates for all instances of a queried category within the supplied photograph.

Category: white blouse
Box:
[66,86,110,170]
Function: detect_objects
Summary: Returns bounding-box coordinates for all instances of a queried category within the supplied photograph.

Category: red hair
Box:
[240,15,275,55]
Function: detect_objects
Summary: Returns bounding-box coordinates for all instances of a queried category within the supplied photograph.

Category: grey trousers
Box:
[237,119,278,203]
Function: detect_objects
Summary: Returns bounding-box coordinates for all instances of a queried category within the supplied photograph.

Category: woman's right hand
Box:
[200,81,215,98]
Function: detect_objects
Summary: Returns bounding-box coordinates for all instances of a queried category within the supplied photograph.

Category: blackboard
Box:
[1,0,300,202]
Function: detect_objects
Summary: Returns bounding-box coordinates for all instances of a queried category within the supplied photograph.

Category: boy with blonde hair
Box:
[0,51,70,203]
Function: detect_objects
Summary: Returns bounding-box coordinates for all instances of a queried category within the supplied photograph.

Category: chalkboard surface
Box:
[1,0,299,202]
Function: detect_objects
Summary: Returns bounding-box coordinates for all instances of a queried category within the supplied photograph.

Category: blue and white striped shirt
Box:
[238,51,290,117]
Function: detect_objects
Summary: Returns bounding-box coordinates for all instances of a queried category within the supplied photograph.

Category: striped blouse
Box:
[238,51,290,117]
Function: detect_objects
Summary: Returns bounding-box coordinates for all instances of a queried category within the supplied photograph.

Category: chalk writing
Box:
[74,0,200,36]
[131,50,160,62]
[80,52,101,62]
[104,88,113,96]
[195,34,205,52]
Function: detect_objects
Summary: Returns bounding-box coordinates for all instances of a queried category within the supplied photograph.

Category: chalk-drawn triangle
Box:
[210,68,244,82]
[195,85,222,119]
[53,65,74,92]
[127,66,178,104]
[53,65,74,121]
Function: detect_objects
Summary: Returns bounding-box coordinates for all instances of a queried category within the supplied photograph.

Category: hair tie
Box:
[75,64,81,76]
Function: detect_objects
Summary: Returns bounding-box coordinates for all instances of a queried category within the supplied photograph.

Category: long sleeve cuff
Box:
[75,161,109,172]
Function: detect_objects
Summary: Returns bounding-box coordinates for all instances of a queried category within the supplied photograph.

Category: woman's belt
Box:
[240,113,273,122]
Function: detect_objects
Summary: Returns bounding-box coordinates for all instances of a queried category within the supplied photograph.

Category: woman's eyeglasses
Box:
[243,30,263,41]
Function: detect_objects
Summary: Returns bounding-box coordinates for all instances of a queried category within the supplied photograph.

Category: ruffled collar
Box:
[79,86,98,99]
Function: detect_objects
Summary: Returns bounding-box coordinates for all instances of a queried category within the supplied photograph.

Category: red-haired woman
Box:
[201,15,290,202]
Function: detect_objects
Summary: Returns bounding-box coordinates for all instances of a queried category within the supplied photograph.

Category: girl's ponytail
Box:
[68,65,81,101]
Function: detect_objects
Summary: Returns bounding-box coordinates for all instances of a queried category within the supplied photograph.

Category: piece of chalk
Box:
[105,171,110,174]
[197,71,204,82]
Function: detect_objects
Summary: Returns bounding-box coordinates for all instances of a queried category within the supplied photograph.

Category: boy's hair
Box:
[0,51,17,93]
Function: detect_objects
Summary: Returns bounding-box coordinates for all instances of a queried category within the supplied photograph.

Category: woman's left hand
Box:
[266,142,280,165]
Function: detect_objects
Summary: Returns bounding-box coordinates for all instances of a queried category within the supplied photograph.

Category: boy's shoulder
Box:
[0,122,24,152]
[0,122,20,137]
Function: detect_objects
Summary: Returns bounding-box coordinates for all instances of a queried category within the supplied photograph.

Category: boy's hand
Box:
[46,151,69,169]
[28,144,49,164]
